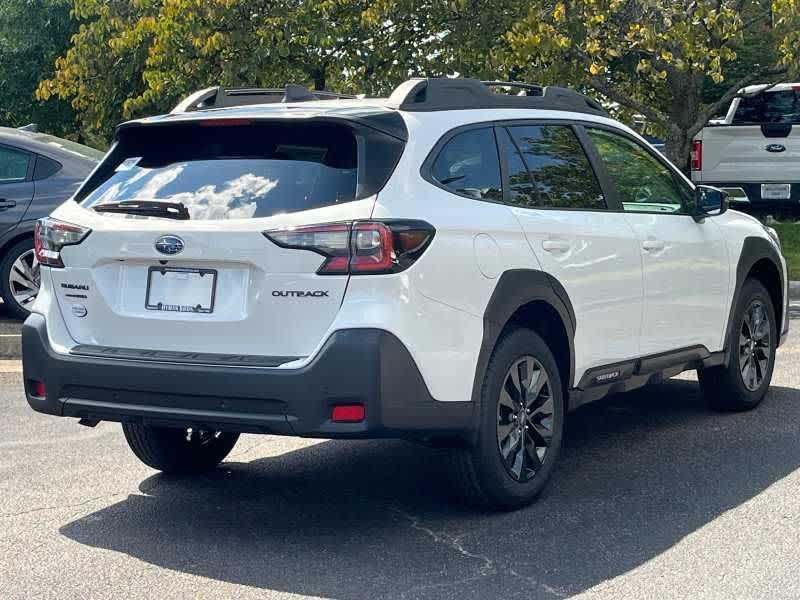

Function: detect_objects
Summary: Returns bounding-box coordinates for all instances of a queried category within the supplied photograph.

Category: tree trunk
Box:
[665,129,692,174]
[664,71,705,175]
[311,68,326,91]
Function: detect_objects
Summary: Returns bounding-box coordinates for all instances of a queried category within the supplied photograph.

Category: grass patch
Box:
[772,223,800,280]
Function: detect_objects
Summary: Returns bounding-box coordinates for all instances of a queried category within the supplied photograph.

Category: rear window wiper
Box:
[93,200,190,220]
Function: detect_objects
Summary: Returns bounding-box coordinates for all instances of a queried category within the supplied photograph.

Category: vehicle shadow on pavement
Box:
[60,380,800,599]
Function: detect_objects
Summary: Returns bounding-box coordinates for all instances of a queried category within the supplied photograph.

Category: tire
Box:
[0,238,39,320]
[699,278,777,412]
[122,423,239,474]
[450,328,565,510]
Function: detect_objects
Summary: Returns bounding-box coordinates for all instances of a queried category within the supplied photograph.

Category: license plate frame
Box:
[145,267,218,314]
[761,183,792,200]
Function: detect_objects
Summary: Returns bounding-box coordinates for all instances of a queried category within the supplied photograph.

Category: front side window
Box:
[430,127,502,201]
[505,125,605,210]
[0,146,31,184]
[587,128,687,213]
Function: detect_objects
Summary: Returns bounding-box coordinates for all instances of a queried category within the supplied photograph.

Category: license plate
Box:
[761,183,791,200]
[145,267,217,314]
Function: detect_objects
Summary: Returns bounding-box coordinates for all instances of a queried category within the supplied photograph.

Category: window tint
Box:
[33,155,62,181]
[82,122,361,220]
[733,90,800,124]
[431,128,502,201]
[587,128,687,214]
[498,129,538,206]
[0,146,30,184]
[507,125,605,210]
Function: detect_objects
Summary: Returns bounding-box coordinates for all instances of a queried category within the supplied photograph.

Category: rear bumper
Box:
[22,313,473,441]
[699,181,800,210]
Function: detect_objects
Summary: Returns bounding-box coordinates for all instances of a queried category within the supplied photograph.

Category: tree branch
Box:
[587,76,671,129]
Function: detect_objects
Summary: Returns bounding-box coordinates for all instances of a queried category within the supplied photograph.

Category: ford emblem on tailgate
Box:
[766,144,786,153]
[155,235,185,256]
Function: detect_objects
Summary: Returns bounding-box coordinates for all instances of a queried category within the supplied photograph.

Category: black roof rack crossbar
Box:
[481,81,544,96]
[171,85,357,113]
[387,78,607,116]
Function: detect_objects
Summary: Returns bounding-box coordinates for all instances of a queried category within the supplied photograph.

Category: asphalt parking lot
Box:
[2,309,800,599]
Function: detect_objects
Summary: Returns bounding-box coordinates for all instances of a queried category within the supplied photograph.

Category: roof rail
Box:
[171,85,357,113]
[481,81,544,96]
[386,78,606,116]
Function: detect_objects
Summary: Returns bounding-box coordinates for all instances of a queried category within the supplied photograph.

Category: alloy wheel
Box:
[185,428,223,445]
[9,249,40,311]
[496,356,554,482]
[739,299,771,392]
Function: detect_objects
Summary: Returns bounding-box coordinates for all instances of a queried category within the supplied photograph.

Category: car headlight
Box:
[763,225,782,252]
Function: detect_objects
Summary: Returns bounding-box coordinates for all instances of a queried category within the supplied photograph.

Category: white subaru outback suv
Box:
[23,78,788,510]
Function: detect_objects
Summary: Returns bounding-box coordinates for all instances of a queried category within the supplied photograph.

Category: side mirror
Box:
[692,185,728,220]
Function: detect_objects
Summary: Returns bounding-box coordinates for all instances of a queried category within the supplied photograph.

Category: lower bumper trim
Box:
[23,314,474,441]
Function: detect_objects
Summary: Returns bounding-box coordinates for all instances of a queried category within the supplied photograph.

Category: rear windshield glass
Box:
[81,122,358,220]
[733,89,800,124]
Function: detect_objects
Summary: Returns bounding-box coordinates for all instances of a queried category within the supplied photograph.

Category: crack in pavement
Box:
[0,492,125,519]
[390,507,568,598]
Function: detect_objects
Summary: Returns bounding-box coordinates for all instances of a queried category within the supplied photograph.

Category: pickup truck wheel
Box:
[122,423,239,474]
[450,328,565,511]
[699,278,776,411]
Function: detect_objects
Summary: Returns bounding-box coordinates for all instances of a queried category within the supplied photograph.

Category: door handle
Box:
[642,239,665,251]
[0,199,16,210]
[542,240,570,253]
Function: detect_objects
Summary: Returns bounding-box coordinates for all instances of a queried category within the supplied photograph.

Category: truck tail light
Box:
[264,220,435,275]
[34,217,92,268]
[691,140,702,171]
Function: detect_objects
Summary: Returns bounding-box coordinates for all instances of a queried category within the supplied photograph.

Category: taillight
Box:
[34,217,92,268]
[264,223,351,274]
[691,140,702,171]
[263,220,435,275]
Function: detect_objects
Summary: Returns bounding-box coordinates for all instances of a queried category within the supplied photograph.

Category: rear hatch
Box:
[47,115,405,362]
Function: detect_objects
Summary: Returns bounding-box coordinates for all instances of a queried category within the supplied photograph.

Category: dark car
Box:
[0,127,102,319]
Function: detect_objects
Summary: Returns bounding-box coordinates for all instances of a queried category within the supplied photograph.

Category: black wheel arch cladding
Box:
[472,270,576,409]
[727,236,786,352]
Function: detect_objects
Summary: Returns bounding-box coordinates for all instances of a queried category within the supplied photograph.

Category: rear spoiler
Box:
[171,85,357,113]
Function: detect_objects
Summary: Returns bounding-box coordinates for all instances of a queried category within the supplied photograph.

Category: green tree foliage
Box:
[0,0,76,136]
[38,0,520,144]
[506,0,800,171]
[37,0,160,144]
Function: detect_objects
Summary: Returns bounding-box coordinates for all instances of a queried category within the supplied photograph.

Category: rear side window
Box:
[33,155,62,181]
[0,146,31,184]
[430,127,502,201]
[505,125,605,210]
[733,90,800,124]
[81,121,390,220]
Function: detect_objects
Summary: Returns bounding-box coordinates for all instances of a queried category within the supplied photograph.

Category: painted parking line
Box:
[0,360,22,373]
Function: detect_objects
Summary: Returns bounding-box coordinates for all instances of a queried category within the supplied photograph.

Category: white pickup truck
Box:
[692,83,800,213]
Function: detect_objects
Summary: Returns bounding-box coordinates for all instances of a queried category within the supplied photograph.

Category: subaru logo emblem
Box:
[766,143,786,153]
[155,235,185,256]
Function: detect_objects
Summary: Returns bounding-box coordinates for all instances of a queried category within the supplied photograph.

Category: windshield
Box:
[81,121,358,220]
[83,158,356,220]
